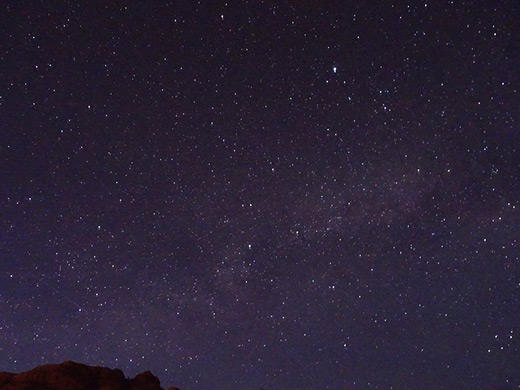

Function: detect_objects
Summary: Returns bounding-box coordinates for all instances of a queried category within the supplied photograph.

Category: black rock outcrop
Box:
[0,361,169,390]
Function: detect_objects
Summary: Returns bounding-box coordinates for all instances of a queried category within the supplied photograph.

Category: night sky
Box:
[1,1,519,389]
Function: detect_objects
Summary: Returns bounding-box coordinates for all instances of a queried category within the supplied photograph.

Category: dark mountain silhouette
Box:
[0,361,179,390]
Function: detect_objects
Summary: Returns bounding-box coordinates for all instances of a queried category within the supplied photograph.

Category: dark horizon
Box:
[1,1,518,389]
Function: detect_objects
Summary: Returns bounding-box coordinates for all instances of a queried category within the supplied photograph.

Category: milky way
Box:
[1,2,519,389]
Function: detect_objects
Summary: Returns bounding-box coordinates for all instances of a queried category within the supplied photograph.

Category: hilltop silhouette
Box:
[0,361,179,390]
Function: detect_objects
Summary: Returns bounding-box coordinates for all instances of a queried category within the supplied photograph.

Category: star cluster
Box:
[1,2,519,389]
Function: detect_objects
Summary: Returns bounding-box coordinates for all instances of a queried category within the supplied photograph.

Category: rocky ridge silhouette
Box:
[0,361,180,390]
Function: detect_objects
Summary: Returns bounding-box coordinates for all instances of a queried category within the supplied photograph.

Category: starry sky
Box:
[1,1,519,389]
